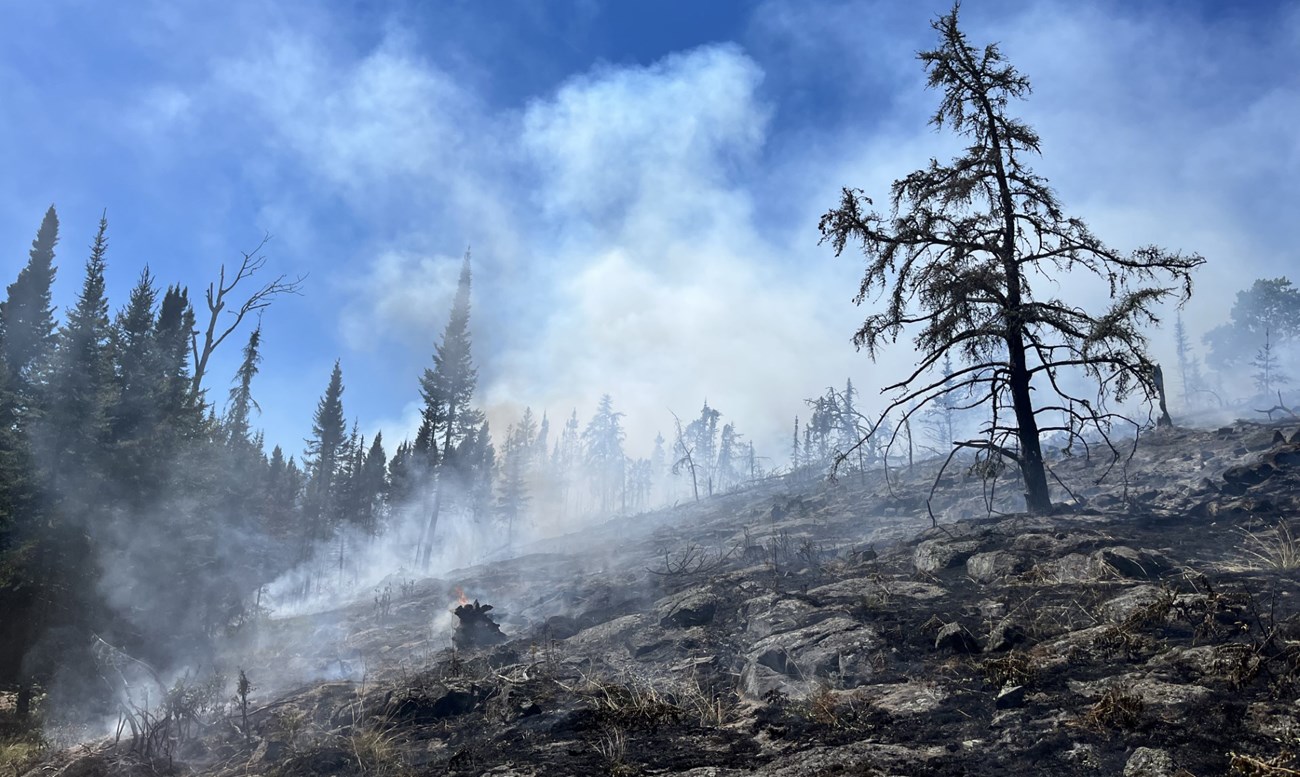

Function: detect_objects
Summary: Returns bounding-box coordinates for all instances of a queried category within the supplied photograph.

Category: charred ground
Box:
[9,420,1300,776]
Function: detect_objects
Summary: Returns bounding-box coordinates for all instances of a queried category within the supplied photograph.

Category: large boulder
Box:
[741,617,879,699]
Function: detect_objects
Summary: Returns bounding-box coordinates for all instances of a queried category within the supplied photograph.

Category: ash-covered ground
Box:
[17,420,1300,776]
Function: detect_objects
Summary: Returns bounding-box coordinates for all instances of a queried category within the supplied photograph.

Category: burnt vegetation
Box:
[2,4,1300,777]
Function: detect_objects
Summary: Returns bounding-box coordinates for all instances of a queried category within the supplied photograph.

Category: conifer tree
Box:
[496,423,530,545]
[583,395,626,514]
[47,213,115,480]
[358,432,387,536]
[819,5,1203,513]
[154,285,202,442]
[416,250,480,566]
[1,206,59,407]
[303,361,347,549]
[1252,329,1288,397]
[418,250,479,463]
[225,326,262,446]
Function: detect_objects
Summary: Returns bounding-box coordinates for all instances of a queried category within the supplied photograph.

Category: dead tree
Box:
[669,411,700,502]
[191,235,305,394]
[819,5,1203,514]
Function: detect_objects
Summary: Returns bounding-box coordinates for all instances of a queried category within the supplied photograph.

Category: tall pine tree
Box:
[303,360,347,554]
[415,250,481,567]
[1,206,59,408]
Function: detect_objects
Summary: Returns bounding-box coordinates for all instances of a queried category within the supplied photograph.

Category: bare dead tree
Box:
[191,235,305,395]
[669,410,700,502]
[819,5,1203,514]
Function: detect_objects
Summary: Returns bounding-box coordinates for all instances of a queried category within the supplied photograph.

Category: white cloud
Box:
[194,2,1300,456]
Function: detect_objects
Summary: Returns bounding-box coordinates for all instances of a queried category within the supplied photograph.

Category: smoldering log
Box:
[452,599,507,650]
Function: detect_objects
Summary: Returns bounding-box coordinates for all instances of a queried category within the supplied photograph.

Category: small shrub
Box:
[1082,686,1144,731]
[982,651,1034,689]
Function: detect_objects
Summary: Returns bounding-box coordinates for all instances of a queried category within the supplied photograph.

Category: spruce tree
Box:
[303,360,347,549]
[225,326,262,446]
[418,250,479,463]
[416,250,481,566]
[48,212,115,479]
[1,206,59,406]
[583,395,625,514]
[496,423,530,545]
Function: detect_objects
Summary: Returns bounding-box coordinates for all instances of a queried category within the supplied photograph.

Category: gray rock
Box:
[934,622,980,654]
[742,617,880,698]
[966,550,1028,583]
[1124,746,1177,777]
[742,594,823,638]
[658,590,720,629]
[1098,585,1167,624]
[864,682,948,715]
[914,538,981,573]
[986,619,1027,652]
[995,684,1026,709]
[1093,547,1171,580]
[1223,462,1274,487]
[1029,552,1096,583]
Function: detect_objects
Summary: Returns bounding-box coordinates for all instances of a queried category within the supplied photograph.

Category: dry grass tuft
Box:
[1082,686,1144,731]
[1235,521,1300,571]
[981,651,1034,689]
[592,725,634,776]
[1229,750,1300,776]
[349,724,408,777]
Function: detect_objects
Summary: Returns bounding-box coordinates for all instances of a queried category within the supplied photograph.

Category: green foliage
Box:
[0,206,59,406]
[418,250,479,465]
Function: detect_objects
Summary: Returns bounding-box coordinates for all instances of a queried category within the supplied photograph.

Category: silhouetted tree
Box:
[1252,329,1288,397]
[584,395,625,514]
[1,206,59,408]
[303,361,347,551]
[1204,277,1300,371]
[191,235,303,395]
[819,5,1204,514]
[416,250,480,566]
[224,325,262,446]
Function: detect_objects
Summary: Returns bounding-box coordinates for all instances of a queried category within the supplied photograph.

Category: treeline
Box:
[0,207,323,716]
[0,211,779,720]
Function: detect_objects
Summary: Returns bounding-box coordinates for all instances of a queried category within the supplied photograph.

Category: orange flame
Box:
[453,586,469,606]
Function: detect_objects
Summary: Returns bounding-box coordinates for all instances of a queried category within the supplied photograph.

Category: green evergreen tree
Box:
[303,360,347,550]
[418,250,479,463]
[225,325,262,446]
[416,250,481,566]
[47,212,115,479]
[1,206,59,408]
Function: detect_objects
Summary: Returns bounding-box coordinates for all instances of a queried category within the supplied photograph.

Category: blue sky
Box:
[2,1,1298,460]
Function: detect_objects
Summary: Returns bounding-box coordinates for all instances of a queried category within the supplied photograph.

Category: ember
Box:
[452,599,507,650]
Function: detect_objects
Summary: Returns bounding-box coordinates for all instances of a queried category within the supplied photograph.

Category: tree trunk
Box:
[1007,331,1052,514]
[420,484,442,570]
[16,684,32,720]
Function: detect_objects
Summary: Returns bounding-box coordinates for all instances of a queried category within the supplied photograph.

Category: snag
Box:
[452,598,507,650]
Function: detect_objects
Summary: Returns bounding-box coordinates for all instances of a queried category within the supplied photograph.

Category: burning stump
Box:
[452,599,507,650]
